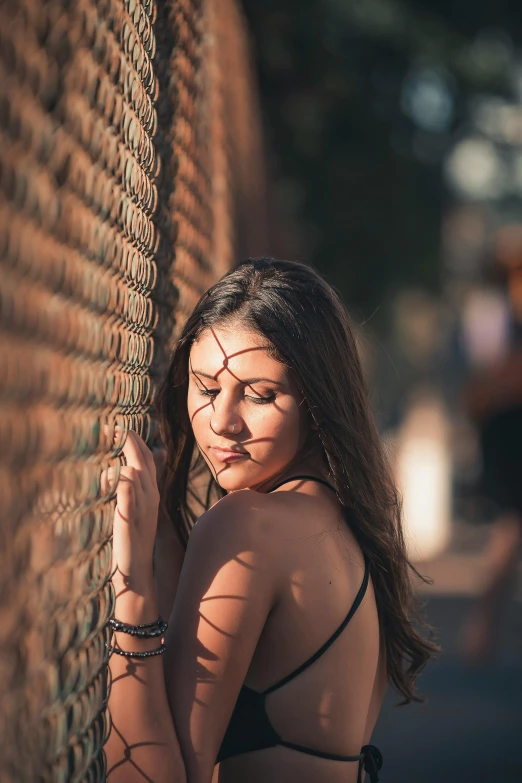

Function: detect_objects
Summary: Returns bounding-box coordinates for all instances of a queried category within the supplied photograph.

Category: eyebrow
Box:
[191,369,283,386]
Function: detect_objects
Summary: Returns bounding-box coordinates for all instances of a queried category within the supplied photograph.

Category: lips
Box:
[211,447,249,463]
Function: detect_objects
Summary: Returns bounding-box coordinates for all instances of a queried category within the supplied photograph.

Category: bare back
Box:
[216,479,388,783]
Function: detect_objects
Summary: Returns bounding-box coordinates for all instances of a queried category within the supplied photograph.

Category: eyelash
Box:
[196,388,275,405]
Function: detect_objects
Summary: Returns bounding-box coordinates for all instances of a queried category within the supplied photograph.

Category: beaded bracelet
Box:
[105,642,167,658]
[109,616,168,639]
[117,615,165,630]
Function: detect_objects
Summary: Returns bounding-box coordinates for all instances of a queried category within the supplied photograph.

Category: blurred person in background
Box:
[460,235,522,663]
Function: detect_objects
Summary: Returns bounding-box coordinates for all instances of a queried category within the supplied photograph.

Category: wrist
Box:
[111,589,163,654]
[111,566,155,597]
[113,581,158,621]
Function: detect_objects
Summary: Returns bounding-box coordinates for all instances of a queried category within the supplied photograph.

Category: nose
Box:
[209,392,243,436]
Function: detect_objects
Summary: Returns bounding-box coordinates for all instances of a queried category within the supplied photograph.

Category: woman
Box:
[104,258,437,783]
[460,338,522,662]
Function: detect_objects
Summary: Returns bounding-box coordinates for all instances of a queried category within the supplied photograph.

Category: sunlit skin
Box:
[104,320,386,783]
[187,322,322,492]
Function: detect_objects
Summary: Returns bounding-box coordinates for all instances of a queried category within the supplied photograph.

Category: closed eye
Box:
[196,387,275,404]
[246,393,276,405]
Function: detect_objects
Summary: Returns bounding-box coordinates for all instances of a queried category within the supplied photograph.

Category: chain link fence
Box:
[0,0,266,779]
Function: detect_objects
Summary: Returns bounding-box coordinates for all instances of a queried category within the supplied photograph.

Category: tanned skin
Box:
[104,323,387,783]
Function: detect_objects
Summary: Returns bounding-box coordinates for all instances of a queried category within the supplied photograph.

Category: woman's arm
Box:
[103,431,279,783]
[106,583,186,783]
[103,432,187,783]
[163,490,281,783]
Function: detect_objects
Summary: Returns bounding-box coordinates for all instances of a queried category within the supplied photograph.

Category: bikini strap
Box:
[263,553,370,695]
[274,742,381,782]
[267,474,337,494]
[276,741,382,782]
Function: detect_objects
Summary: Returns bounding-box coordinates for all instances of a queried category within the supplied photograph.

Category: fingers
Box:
[121,429,157,484]
[101,422,155,466]
[113,469,137,521]
[101,423,158,493]
[118,429,142,470]
[101,420,125,451]
[100,465,119,497]
[101,465,139,514]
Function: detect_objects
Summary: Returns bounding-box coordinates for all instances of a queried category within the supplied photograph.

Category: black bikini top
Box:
[216,475,383,783]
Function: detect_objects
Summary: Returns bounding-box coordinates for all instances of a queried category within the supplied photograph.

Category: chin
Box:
[215,472,253,492]
[213,463,261,492]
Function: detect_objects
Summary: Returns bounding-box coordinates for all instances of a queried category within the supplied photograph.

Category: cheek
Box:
[254,401,302,452]
[186,388,305,459]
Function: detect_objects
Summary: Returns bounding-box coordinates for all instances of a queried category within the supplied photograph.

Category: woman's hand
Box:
[103,429,160,594]
[102,431,188,783]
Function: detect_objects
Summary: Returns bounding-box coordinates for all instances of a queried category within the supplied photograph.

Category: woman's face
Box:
[187,322,311,491]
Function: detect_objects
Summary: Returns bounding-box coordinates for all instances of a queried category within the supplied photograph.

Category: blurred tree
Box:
[242,0,522,322]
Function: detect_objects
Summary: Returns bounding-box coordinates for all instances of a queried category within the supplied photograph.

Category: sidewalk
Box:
[371,521,522,782]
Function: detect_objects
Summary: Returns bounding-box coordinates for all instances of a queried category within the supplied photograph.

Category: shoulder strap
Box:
[263,554,370,696]
[267,474,337,494]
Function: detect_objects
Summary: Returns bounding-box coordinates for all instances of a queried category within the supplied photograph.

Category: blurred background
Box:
[1,0,521,779]
[241,1,522,780]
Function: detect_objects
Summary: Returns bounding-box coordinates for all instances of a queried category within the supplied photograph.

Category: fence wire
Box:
[0,0,267,780]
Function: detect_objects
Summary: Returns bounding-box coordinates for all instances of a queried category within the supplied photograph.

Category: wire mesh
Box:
[0,0,267,780]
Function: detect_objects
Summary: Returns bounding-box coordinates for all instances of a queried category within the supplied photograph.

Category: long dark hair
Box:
[156,257,438,702]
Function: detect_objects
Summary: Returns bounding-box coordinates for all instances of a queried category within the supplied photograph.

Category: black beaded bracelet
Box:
[119,615,165,630]
[105,642,167,658]
[109,616,168,639]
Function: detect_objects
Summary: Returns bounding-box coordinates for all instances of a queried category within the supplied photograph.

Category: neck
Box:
[251,444,329,494]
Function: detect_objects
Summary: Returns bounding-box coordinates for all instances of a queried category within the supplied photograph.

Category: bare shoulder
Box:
[188,486,356,567]
[182,490,288,606]
[183,487,366,622]
[188,489,285,556]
